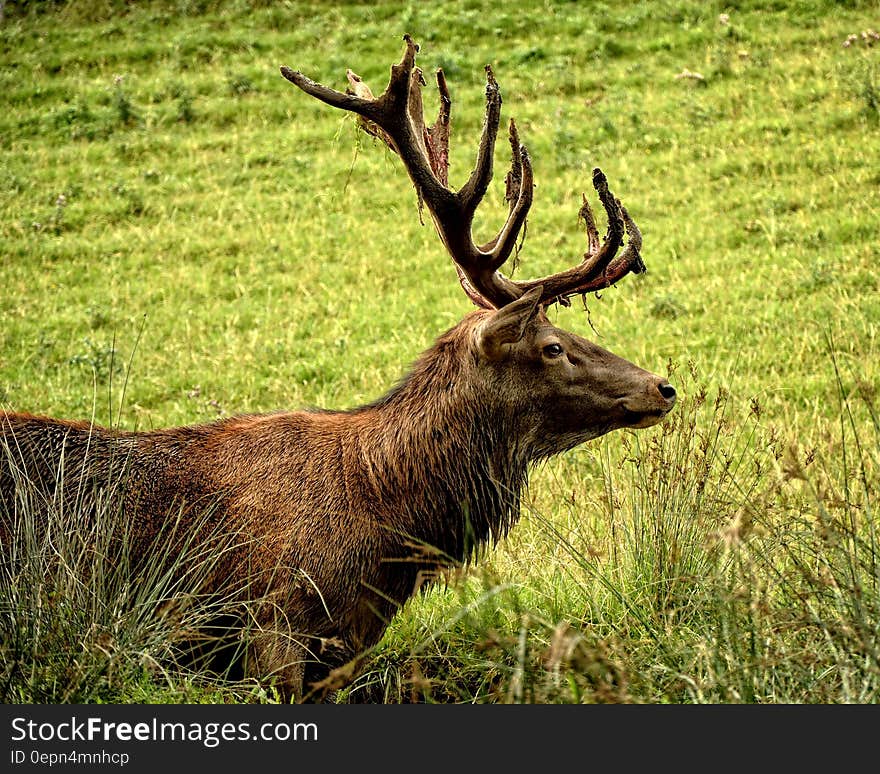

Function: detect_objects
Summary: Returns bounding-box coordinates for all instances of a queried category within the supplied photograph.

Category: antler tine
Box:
[499,169,645,306]
[281,37,645,312]
[452,117,535,307]
[426,68,451,187]
[281,35,453,213]
[580,191,601,258]
[535,202,644,303]
[458,65,502,219]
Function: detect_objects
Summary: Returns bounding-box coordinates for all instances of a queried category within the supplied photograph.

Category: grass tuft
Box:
[0,436,273,703]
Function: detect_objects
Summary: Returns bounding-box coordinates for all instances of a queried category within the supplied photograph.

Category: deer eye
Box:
[543,343,564,358]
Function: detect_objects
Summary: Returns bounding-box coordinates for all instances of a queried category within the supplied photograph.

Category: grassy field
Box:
[1,0,879,703]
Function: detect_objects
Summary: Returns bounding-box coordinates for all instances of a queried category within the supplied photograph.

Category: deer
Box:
[0,36,676,703]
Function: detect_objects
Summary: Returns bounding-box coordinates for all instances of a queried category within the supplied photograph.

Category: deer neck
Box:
[354,338,529,563]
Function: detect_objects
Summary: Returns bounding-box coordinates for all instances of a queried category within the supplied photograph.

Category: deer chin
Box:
[620,405,672,429]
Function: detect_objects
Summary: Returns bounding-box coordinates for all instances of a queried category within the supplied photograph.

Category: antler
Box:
[280,35,645,310]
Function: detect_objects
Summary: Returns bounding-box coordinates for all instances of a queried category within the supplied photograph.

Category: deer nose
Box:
[658,382,677,402]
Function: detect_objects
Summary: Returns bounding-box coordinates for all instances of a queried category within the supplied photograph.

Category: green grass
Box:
[2,0,879,703]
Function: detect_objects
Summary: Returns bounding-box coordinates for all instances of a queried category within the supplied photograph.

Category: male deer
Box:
[1,36,675,702]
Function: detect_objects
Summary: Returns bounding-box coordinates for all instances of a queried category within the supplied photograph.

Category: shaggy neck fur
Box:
[351,314,531,565]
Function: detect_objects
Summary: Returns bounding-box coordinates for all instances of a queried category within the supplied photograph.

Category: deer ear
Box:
[478,286,544,361]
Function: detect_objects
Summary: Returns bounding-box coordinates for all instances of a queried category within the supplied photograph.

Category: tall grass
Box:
[0,434,269,703]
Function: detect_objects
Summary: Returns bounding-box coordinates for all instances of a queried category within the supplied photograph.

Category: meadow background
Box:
[1,0,878,703]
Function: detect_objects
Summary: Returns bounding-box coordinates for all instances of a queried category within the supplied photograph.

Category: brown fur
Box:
[0,300,675,701]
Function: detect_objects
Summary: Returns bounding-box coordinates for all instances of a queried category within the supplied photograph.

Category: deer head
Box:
[281,35,676,450]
